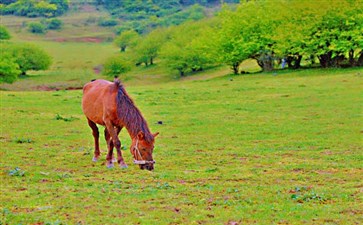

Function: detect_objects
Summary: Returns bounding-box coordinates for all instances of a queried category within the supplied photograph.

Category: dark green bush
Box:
[47,18,63,30]
[28,22,47,34]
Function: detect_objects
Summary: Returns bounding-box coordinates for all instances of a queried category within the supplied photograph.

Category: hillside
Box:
[1,0,238,39]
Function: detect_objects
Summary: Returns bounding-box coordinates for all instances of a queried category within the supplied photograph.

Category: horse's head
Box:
[131,131,159,171]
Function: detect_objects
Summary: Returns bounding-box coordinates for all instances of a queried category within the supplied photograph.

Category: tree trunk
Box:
[348,49,355,66]
[255,53,274,72]
[318,52,332,68]
[358,51,363,66]
[179,69,185,77]
[295,55,302,69]
[150,57,153,65]
[232,62,239,74]
[286,55,302,69]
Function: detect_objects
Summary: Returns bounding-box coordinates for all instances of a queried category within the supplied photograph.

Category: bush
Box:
[46,18,63,30]
[28,22,47,34]
[98,18,119,27]
[103,56,131,77]
[0,25,11,40]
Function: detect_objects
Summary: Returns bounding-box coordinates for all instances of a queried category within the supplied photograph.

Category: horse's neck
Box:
[122,112,150,139]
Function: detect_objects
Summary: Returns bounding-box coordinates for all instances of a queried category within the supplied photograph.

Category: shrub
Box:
[47,18,63,30]
[103,56,131,77]
[98,18,119,27]
[0,25,11,40]
[28,22,47,34]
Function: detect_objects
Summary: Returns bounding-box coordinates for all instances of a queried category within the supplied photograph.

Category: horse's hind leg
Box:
[87,119,100,162]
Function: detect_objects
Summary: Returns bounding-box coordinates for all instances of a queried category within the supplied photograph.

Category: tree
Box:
[0,0,69,17]
[0,25,11,40]
[0,54,21,84]
[304,0,363,67]
[217,2,279,73]
[133,27,170,66]
[160,20,218,76]
[114,30,139,52]
[4,43,52,75]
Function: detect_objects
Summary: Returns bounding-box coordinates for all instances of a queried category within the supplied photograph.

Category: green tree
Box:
[160,20,218,76]
[0,0,69,17]
[217,2,279,73]
[304,1,363,67]
[114,30,139,52]
[133,27,169,66]
[272,0,363,68]
[4,43,52,75]
[0,54,21,84]
[0,25,11,40]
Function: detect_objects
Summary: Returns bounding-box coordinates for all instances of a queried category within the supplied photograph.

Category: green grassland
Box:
[1,68,362,224]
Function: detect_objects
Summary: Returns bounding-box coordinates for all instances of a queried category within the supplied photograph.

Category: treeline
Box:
[0,0,69,17]
[95,0,239,34]
[106,0,363,76]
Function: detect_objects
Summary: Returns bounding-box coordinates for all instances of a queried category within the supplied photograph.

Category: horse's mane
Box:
[114,78,154,143]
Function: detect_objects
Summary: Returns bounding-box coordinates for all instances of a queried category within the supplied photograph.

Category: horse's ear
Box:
[153,132,159,138]
[137,131,144,140]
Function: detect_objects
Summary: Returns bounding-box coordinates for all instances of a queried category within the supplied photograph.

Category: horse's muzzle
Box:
[140,163,154,171]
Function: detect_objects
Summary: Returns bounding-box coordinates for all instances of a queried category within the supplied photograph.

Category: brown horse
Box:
[82,78,159,171]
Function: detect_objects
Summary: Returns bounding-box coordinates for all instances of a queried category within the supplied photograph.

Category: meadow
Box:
[1,3,363,223]
[1,66,362,224]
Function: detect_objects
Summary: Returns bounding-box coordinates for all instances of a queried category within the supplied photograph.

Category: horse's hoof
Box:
[120,163,128,169]
[106,163,114,169]
[92,157,98,162]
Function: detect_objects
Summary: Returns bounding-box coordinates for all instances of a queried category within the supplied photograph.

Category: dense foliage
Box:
[103,55,131,77]
[0,0,69,17]
[217,0,363,72]
[95,0,235,33]
[1,42,52,83]
[111,0,362,76]
[0,25,11,39]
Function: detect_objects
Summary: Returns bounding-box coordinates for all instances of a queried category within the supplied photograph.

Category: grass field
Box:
[1,67,362,224]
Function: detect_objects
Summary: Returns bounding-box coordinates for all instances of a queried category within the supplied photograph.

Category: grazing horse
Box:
[82,78,159,171]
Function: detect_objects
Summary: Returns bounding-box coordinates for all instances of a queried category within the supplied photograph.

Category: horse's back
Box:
[82,79,117,125]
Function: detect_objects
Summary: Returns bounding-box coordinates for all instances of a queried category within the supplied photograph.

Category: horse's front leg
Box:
[114,126,126,168]
[87,119,100,162]
[105,122,128,169]
[104,128,114,168]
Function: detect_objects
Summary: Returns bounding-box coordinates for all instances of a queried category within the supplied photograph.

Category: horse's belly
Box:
[82,98,105,125]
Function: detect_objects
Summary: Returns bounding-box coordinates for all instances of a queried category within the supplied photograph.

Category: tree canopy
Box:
[0,0,69,17]
[111,0,362,76]
[1,42,52,84]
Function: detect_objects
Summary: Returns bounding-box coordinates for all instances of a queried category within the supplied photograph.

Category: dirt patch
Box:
[53,37,104,43]
[66,86,83,90]
[36,85,59,91]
